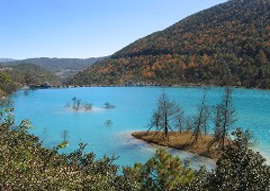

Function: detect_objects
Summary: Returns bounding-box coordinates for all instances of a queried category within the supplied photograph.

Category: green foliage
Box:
[132,149,196,190]
[0,72,17,95]
[71,0,270,88]
[0,108,269,190]
[5,63,61,86]
[205,128,270,191]
[0,108,196,190]
[0,63,61,97]
[0,109,121,190]
[55,141,69,150]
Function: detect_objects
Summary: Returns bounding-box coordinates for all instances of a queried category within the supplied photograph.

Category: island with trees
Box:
[132,87,246,159]
[65,97,93,111]
[65,97,116,112]
[0,0,270,189]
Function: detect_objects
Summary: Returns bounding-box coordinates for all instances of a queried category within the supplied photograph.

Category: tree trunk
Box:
[164,113,168,137]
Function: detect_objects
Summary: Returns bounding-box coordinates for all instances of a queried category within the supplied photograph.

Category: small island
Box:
[132,132,225,159]
[65,97,116,112]
[132,88,236,160]
[65,97,93,111]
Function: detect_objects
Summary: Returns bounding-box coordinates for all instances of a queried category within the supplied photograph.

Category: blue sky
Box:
[0,0,226,59]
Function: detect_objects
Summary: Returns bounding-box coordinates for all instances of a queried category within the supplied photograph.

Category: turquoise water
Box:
[10,87,270,169]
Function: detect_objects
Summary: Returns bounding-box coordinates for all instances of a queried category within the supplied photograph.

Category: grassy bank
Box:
[132,131,229,159]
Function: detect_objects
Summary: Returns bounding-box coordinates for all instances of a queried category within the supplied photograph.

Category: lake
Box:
[9,87,270,169]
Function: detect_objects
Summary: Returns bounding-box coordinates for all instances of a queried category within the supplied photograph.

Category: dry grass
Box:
[132,131,227,159]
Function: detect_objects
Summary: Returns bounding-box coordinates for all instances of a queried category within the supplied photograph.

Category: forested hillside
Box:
[8,63,61,85]
[3,57,105,79]
[71,0,270,88]
[0,63,61,96]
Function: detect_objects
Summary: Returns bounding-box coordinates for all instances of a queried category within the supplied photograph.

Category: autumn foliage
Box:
[71,0,270,88]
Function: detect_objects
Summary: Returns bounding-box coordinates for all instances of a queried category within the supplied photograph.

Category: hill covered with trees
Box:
[3,57,105,79]
[8,63,61,85]
[71,0,270,88]
[0,63,61,96]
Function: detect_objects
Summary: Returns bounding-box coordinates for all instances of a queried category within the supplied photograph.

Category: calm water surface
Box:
[10,87,270,169]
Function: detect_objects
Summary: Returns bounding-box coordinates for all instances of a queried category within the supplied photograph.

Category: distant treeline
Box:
[0,63,61,96]
[2,57,105,73]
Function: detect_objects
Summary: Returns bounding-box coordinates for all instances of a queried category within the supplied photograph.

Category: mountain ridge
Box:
[0,58,16,63]
[3,57,106,79]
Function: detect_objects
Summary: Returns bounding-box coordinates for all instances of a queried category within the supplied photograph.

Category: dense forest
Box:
[71,0,270,88]
[3,57,105,79]
[0,63,61,96]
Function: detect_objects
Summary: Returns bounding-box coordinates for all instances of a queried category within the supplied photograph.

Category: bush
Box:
[0,109,269,190]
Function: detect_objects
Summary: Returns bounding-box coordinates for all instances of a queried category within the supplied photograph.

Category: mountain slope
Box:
[0,63,62,97]
[71,0,270,88]
[0,63,61,87]
[0,58,16,63]
[4,57,105,79]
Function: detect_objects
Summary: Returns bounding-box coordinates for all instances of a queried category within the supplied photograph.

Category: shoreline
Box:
[19,83,270,91]
[119,132,216,170]
[131,131,225,160]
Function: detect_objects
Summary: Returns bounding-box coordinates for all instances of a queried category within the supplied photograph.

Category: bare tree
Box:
[185,115,195,133]
[192,90,210,143]
[147,91,182,138]
[176,109,185,134]
[104,102,115,109]
[208,87,237,150]
[61,129,69,142]
[105,119,113,127]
